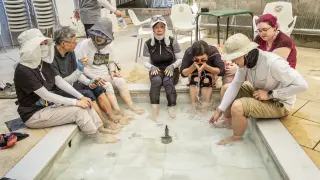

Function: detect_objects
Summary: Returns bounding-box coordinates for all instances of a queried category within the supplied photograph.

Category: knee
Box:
[113,77,128,91]
[151,76,163,86]
[82,90,97,101]
[103,82,115,94]
[220,83,230,97]
[231,100,244,115]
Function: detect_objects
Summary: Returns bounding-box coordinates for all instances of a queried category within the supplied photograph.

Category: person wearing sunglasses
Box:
[14,29,119,144]
[76,18,145,118]
[180,40,225,112]
[143,15,182,121]
[254,14,297,69]
[210,33,307,145]
[51,26,127,133]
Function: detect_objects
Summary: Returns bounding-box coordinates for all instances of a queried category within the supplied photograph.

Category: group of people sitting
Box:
[13,12,307,145]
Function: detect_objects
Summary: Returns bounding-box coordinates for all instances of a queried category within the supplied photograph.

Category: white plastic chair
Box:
[128,9,152,62]
[253,2,297,37]
[170,4,196,45]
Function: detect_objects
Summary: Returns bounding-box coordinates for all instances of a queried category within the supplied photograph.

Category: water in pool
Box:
[46,103,271,180]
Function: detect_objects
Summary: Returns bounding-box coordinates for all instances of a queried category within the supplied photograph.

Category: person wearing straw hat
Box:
[209,33,308,145]
[14,28,119,144]
[143,15,182,121]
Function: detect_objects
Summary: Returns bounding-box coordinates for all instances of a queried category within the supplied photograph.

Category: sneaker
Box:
[0,83,17,99]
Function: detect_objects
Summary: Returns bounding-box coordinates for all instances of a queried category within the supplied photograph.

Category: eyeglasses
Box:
[64,38,78,45]
[193,57,207,63]
[255,26,272,34]
[151,15,165,22]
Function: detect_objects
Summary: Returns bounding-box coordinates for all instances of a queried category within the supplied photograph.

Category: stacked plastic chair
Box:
[2,0,32,45]
[31,0,56,30]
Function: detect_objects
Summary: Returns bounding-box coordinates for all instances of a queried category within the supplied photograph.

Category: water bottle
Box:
[118,17,127,28]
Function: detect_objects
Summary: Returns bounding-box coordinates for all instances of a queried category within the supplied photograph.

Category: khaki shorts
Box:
[236,82,289,118]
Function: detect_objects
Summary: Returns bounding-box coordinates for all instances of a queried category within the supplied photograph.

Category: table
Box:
[195,9,254,44]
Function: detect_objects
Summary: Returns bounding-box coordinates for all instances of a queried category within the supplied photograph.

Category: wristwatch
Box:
[268,90,274,99]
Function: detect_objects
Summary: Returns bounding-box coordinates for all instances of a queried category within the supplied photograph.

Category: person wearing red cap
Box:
[254,13,297,69]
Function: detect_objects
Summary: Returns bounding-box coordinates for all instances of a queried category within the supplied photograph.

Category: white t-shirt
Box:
[75,39,116,78]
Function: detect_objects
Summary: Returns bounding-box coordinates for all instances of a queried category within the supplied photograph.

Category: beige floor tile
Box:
[290,98,309,115]
[281,116,320,149]
[315,143,320,152]
[0,128,48,177]
[297,74,320,103]
[301,146,320,169]
[294,101,320,123]
[296,47,320,74]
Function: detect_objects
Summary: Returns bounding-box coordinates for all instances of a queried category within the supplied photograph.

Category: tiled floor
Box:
[0,26,320,177]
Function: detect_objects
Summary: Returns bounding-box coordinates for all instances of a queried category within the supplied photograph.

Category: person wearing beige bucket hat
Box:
[209,33,308,145]
[14,28,119,144]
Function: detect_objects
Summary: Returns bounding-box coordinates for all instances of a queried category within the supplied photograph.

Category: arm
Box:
[97,0,116,12]
[270,60,308,100]
[172,38,182,68]
[63,69,82,84]
[78,74,92,86]
[218,68,246,111]
[180,49,196,77]
[54,76,83,99]
[34,87,77,106]
[272,47,291,60]
[205,53,225,76]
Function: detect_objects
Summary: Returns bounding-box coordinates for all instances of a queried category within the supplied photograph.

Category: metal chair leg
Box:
[190,31,193,45]
[135,38,141,63]
[138,38,143,57]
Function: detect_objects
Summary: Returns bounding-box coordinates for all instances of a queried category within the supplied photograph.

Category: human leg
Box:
[150,74,163,120]
[163,75,177,118]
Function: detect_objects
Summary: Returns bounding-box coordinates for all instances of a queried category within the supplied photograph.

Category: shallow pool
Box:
[45,103,271,180]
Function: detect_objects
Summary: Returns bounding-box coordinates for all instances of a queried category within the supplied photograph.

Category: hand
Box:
[198,63,207,75]
[89,83,97,89]
[111,72,121,77]
[94,78,107,86]
[209,109,223,124]
[74,9,80,21]
[76,97,92,109]
[150,66,160,76]
[79,57,88,67]
[193,63,200,70]
[114,10,122,17]
[253,89,270,101]
[164,65,174,77]
[226,63,237,76]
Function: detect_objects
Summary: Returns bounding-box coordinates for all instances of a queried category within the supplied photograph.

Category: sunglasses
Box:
[151,15,165,22]
[193,58,207,63]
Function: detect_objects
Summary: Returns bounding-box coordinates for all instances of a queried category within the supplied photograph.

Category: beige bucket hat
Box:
[222,33,258,61]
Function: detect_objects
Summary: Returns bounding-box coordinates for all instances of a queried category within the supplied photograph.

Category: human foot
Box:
[213,117,232,129]
[217,135,243,145]
[119,116,130,125]
[104,121,122,130]
[168,106,176,119]
[130,106,145,115]
[151,106,158,121]
[99,127,121,134]
[90,133,120,144]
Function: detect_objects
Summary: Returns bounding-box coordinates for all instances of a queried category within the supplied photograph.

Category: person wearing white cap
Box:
[143,15,182,120]
[209,33,308,145]
[14,28,119,144]
[76,18,145,116]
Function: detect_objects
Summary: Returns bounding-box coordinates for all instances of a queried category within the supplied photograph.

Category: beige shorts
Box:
[236,82,289,118]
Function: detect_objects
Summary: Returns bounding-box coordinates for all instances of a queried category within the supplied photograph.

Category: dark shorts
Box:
[189,72,213,88]
[54,82,105,101]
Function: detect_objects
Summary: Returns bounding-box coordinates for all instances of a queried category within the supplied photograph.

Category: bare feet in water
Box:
[168,106,176,119]
[151,106,158,121]
[90,133,120,144]
[130,106,145,115]
[99,127,120,134]
[217,135,243,145]
[105,122,122,130]
[213,117,232,129]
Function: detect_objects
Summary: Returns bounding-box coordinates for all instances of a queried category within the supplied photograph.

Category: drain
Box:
[161,125,172,144]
